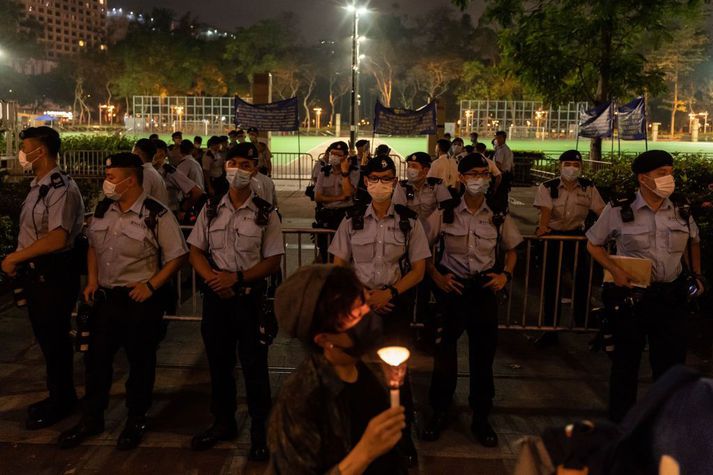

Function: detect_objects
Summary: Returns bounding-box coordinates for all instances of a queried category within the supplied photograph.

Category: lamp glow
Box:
[377,346,410,367]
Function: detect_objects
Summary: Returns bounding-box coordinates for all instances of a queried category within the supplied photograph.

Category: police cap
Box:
[227,142,258,161]
[559,150,582,162]
[458,153,489,174]
[105,152,142,169]
[632,150,674,174]
[363,155,396,175]
[406,152,432,168]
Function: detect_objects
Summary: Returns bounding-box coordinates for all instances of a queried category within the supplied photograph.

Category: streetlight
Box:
[347,2,367,147]
[314,107,323,130]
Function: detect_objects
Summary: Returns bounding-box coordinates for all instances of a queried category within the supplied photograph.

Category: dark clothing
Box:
[541,233,591,328]
[606,279,689,422]
[25,257,80,407]
[429,275,498,415]
[209,176,229,197]
[83,287,165,421]
[267,353,404,475]
[313,206,350,263]
[201,287,271,425]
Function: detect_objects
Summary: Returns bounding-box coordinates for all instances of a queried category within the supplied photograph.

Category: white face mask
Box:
[465,177,490,196]
[367,181,394,203]
[18,147,42,171]
[406,168,422,183]
[227,167,253,189]
[329,154,342,167]
[645,174,675,199]
[561,166,581,182]
[103,177,129,200]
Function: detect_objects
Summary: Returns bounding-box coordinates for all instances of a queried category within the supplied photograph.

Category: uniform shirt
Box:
[176,155,205,189]
[310,159,326,185]
[187,193,284,273]
[586,191,700,283]
[17,167,85,252]
[315,168,361,209]
[251,172,278,207]
[257,145,272,171]
[160,165,199,212]
[533,179,606,231]
[88,193,188,288]
[392,179,452,223]
[202,150,225,179]
[494,143,514,173]
[329,203,431,289]
[427,154,459,188]
[426,199,523,278]
[142,162,169,206]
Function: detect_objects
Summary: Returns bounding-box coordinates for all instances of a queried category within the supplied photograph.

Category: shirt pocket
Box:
[235,222,263,261]
[88,220,110,249]
[208,223,227,250]
[666,221,689,253]
[475,224,498,255]
[621,224,651,251]
[442,226,468,255]
[351,232,375,263]
[120,225,153,258]
[384,227,407,263]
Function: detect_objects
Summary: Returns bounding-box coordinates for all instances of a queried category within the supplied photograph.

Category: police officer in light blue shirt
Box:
[187,142,284,460]
[1,127,85,431]
[586,150,703,422]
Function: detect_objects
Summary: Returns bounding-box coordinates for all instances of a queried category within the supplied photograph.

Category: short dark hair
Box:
[375,144,391,155]
[171,131,183,139]
[475,142,487,153]
[19,126,61,156]
[444,132,452,138]
[236,128,245,135]
[228,130,238,137]
[496,130,507,138]
[154,139,168,151]
[452,137,464,145]
[355,139,369,148]
[106,152,144,183]
[309,267,364,347]
[436,139,451,154]
[470,132,478,138]
[207,136,220,147]
[193,136,202,144]
[134,138,157,162]
[464,145,474,153]
[179,139,194,155]
[148,133,159,140]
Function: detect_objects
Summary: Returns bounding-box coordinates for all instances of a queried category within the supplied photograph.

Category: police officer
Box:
[392,152,452,223]
[202,136,228,197]
[314,141,360,262]
[176,140,205,189]
[586,150,703,422]
[57,153,188,450]
[187,142,284,460]
[422,153,523,447]
[533,150,605,345]
[329,155,431,467]
[132,138,169,206]
[153,139,204,218]
[1,127,85,430]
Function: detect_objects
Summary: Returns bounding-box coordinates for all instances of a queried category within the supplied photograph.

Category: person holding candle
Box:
[267,264,407,475]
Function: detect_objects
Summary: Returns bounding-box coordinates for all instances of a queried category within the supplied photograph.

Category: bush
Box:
[60,134,134,152]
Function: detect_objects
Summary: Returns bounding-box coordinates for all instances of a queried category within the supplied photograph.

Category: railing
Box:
[167,229,601,332]
[530,156,612,183]
[59,150,119,177]
[269,152,314,186]
[314,153,407,180]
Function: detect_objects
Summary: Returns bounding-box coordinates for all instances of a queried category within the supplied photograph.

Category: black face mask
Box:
[339,312,384,358]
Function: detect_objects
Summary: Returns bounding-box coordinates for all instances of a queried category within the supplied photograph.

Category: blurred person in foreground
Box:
[267,265,407,475]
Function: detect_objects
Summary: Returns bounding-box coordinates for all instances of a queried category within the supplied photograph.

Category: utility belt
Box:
[201,259,267,297]
[601,274,689,311]
[437,264,498,292]
[314,206,352,229]
[23,250,76,283]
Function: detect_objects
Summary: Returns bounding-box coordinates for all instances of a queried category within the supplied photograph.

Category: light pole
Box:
[347,3,366,147]
[314,107,322,130]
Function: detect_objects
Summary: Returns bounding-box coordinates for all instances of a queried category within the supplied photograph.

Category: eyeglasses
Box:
[366,176,397,184]
[462,171,491,179]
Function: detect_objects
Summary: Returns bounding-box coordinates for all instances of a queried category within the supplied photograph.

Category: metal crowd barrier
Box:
[269,152,314,186]
[168,228,600,332]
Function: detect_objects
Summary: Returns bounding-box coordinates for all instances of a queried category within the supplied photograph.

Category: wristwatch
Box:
[387,285,399,299]
[145,281,156,293]
[502,271,512,283]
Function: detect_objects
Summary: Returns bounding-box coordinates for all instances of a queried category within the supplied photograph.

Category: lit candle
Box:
[377,346,410,408]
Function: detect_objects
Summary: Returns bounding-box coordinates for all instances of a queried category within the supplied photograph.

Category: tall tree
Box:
[484,0,709,159]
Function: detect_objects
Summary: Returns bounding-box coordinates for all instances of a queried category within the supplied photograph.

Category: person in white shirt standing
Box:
[133,138,169,206]
[176,140,205,190]
[427,139,459,189]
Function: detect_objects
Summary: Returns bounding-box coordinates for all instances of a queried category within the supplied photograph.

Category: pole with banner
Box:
[617,96,648,154]
[578,101,614,160]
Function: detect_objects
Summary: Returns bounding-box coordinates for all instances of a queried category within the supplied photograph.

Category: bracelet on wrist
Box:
[146,281,156,293]
[387,285,399,299]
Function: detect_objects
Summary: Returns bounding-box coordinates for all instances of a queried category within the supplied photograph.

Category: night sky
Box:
[113,0,486,41]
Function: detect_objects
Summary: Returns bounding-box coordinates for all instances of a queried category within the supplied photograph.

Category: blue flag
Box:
[234,96,299,132]
[578,102,613,139]
[617,97,647,141]
[373,101,437,136]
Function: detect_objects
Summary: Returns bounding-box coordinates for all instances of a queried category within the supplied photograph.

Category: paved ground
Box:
[1,186,711,474]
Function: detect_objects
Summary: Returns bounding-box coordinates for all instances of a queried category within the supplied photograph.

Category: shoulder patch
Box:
[143,197,168,217]
[252,196,274,212]
[544,178,560,189]
[399,179,409,187]
[426,177,443,186]
[578,177,593,187]
[50,172,66,189]
[94,197,114,218]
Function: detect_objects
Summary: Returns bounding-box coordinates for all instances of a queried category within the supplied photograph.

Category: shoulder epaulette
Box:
[399,179,409,188]
[252,195,274,226]
[50,172,66,189]
[544,178,561,199]
[426,177,443,187]
[439,197,460,224]
[578,177,593,188]
[143,197,168,217]
[611,192,636,223]
[347,204,368,231]
[94,197,113,218]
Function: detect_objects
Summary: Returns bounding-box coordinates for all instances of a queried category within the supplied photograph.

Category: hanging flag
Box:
[234,96,299,132]
[617,97,647,141]
[578,102,613,139]
[373,101,437,136]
